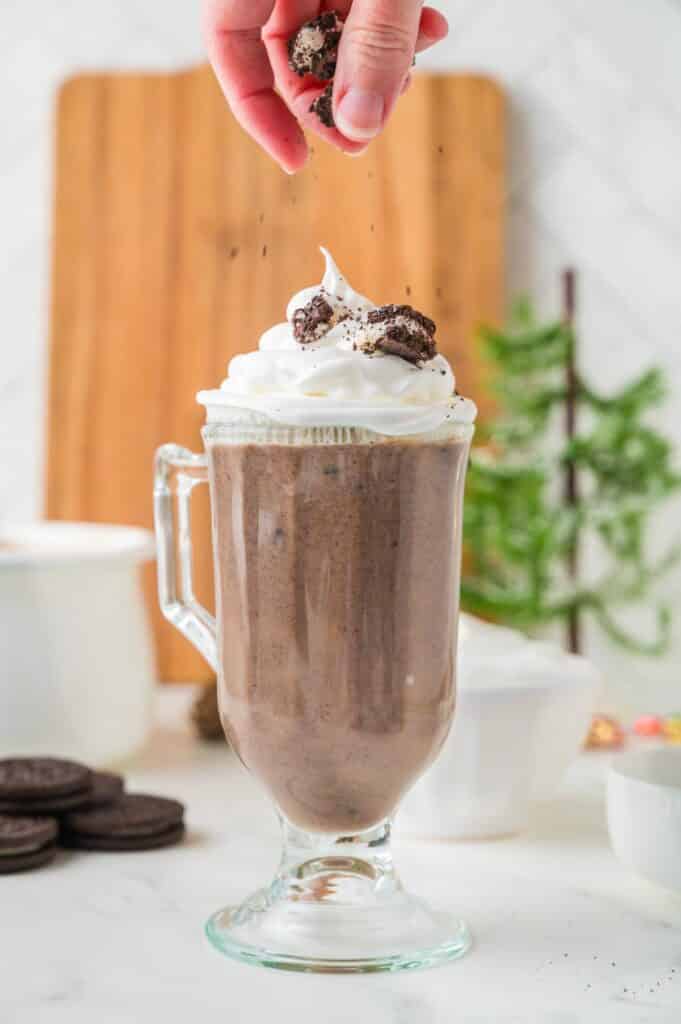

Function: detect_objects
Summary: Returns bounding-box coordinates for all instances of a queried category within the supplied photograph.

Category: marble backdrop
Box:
[2,0,680,708]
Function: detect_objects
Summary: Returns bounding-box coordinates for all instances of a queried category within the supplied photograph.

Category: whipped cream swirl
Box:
[197,248,476,436]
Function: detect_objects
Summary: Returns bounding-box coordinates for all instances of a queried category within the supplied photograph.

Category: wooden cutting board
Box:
[47,66,505,682]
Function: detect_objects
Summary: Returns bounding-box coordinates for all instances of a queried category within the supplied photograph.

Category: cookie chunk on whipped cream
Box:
[197,248,476,437]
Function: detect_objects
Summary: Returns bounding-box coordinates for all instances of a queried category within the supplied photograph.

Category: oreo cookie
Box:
[0,786,93,815]
[61,823,185,853]
[62,794,185,853]
[288,12,343,80]
[363,304,438,365]
[0,845,57,874]
[310,84,335,128]
[0,757,91,800]
[292,293,335,344]
[0,814,58,874]
[368,304,436,337]
[0,770,123,816]
[78,772,125,810]
[0,757,93,814]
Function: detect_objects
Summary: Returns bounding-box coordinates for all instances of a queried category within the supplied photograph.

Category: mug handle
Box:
[154,444,217,671]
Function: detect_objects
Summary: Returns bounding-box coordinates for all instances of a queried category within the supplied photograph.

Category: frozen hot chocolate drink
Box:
[197,250,475,833]
[210,437,468,832]
[157,247,476,970]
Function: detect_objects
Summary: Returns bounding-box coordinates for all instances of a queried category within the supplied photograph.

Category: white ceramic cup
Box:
[608,747,681,893]
[0,522,157,765]
[399,617,601,839]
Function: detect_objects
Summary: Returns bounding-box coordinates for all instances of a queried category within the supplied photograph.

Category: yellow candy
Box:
[584,714,624,750]
[663,715,681,744]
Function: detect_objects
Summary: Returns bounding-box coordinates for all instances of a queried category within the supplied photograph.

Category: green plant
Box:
[462,276,681,654]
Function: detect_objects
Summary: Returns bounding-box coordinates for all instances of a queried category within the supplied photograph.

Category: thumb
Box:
[334,0,423,142]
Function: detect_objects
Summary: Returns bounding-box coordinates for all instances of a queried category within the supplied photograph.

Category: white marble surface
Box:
[3,686,681,1024]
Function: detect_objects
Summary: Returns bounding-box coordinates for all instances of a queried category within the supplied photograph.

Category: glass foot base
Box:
[205,821,471,974]
[206,896,471,974]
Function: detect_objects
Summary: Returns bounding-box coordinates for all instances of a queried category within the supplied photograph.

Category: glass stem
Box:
[274,818,402,905]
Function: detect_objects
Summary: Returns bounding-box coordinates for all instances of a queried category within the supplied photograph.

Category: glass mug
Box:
[154,407,473,973]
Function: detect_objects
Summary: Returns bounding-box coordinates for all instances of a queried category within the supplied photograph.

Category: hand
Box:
[203,1,448,174]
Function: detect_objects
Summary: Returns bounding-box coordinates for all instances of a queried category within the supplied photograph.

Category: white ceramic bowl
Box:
[608,748,681,893]
[399,616,601,839]
[0,521,157,765]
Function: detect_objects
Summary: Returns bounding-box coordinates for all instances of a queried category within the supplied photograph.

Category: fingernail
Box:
[348,145,370,159]
[281,150,308,175]
[335,88,384,141]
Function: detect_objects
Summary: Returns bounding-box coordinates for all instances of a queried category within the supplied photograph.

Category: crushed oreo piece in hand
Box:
[292,293,335,344]
[288,12,344,80]
[310,84,335,127]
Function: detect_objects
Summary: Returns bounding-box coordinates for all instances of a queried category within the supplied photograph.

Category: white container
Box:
[608,748,681,893]
[0,522,157,765]
[399,616,601,839]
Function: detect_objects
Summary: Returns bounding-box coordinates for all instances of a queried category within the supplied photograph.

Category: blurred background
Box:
[2,0,681,712]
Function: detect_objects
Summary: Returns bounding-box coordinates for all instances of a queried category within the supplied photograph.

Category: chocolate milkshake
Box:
[157,247,477,969]
[197,249,476,834]
[208,433,468,833]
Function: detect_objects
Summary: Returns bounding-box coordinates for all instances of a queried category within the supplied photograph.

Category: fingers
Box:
[325,0,448,49]
[203,0,308,173]
[263,0,320,35]
[417,6,449,50]
[265,2,447,154]
[264,43,371,154]
[332,0,421,142]
[332,1,446,142]
[323,1,447,53]
[204,0,450,169]
[263,4,370,155]
[326,3,448,52]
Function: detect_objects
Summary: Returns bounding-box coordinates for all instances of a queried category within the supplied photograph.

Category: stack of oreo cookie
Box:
[0,757,185,874]
[0,815,58,875]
